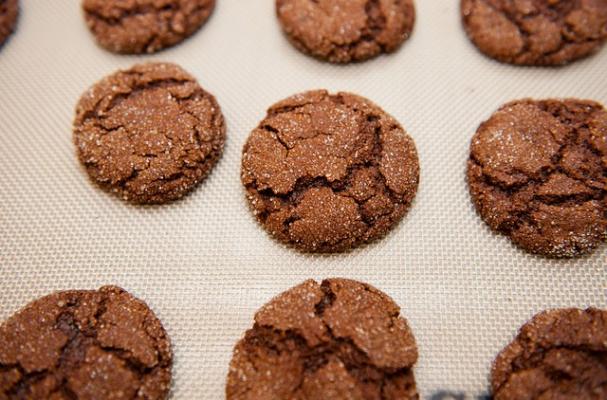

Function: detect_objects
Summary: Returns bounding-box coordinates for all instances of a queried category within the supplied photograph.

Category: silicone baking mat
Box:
[1,0,606,398]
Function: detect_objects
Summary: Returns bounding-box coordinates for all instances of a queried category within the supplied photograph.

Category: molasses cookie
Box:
[226,278,419,399]
[0,0,18,47]
[467,99,607,257]
[74,62,225,204]
[276,0,415,63]
[492,308,607,399]
[82,0,216,54]
[242,90,420,253]
[0,286,172,399]
[461,0,607,66]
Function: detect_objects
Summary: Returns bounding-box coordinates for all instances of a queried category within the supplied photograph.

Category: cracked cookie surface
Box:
[276,0,415,63]
[74,62,225,204]
[492,308,607,399]
[226,278,419,400]
[82,0,215,54]
[467,99,607,257]
[0,0,18,47]
[461,0,607,65]
[241,90,419,253]
[0,286,172,399]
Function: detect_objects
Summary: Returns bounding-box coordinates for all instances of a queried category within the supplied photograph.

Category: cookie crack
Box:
[312,282,411,377]
[363,0,388,47]
[104,79,197,116]
[313,281,336,317]
[3,367,50,398]
[50,385,78,400]
[499,345,607,395]
[318,0,389,61]
[260,124,291,156]
[78,75,193,125]
[244,92,418,251]
[267,99,319,117]
[84,2,182,28]
[1,290,170,399]
[250,158,398,234]
[140,32,161,54]
[78,293,165,374]
[470,135,604,207]
[96,346,158,376]
[539,36,601,64]
[476,0,533,58]
[1,305,105,398]
[246,93,410,246]
[78,80,218,194]
[494,0,605,63]
[235,280,417,397]
[330,94,404,205]
[325,0,387,53]
[181,107,223,154]
[533,189,603,206]
[472,163,603,235]
[249,323,412,398]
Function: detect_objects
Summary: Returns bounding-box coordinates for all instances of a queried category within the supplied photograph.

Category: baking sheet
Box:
[0,0,606,398]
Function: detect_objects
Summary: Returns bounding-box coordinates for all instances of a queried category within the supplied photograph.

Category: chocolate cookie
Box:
[492,308,607,399]
[241,90,419,253]
[74,62,226,204]
[467,99,607,257]
[461,0,607,66]
[82,0,215,54]
[0,0,18,47]
[0,286,172,399]
[276,0,415,63]
[226,278,419,399]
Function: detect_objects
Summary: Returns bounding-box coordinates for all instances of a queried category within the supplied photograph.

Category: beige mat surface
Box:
[0,1,605,398]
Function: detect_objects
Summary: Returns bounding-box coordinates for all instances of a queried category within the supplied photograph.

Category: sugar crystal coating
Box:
[73,62,226,204]
[462,0,607,65]
[0,286,172,399]
[276,0,415,63]
[83,0,215,54]
[467,98,607,257]
[492,308,607,399]
[226,278,419,399]
[242,90,420,253]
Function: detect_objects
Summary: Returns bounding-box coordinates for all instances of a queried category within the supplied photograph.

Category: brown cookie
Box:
[241,90,420,253]
[461,0,607,66]
[82,0,215,54]
[276,0,415,63]
[74,62,226,204]
[0,0,18,47]
[492,308,607,399]
[226,278,419,400]
[0,286,172,399]
[467,99,607,257]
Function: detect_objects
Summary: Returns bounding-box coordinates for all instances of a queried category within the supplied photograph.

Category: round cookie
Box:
[461,0,607,66]
[0,0,18,47]
[467,99,607,257]
[241,90,420,253]
[226,278,419,400]
[74,62,226,204]
[0,286,172,399]
[82,0,215,54]
[276,0,415,63]
[492,308,607,399]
